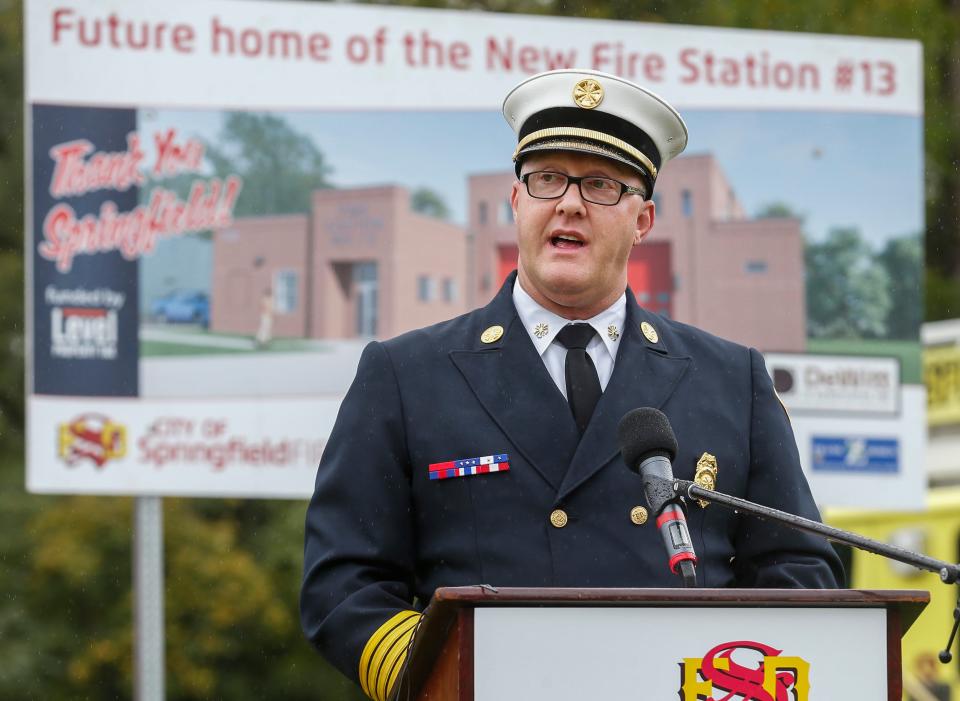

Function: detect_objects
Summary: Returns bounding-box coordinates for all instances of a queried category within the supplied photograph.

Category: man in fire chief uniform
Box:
[301,70,842,700]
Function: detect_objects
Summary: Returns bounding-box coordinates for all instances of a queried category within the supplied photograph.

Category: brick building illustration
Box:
[209,155,805,351]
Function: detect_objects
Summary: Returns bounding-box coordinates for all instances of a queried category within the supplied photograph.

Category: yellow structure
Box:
[826,487,960,698]
[926,345,960,426]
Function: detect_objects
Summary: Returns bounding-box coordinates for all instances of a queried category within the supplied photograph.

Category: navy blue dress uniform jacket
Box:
[300,272,843,688]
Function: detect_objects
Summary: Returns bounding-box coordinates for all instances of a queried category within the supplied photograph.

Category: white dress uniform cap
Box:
[502,69,688,195]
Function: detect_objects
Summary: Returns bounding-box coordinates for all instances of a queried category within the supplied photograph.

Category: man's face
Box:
[511,151,655,318]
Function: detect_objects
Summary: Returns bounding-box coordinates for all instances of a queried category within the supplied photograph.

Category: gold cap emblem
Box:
[630,506,648,525]
[573,78,604,109]
[641,321,659,344]
[694,452,718,508]
[481,325,504,344]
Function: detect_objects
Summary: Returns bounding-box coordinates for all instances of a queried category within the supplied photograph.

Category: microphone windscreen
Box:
[617,407,678,468]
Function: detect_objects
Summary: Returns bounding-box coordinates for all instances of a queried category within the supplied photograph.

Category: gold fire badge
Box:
[693,452,718,508]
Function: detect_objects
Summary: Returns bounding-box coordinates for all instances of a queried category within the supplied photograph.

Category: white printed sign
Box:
[764,353,901,415]
[28,395,339,497]
[27,0,921,113]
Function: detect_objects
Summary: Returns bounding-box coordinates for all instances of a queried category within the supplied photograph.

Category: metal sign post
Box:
[134,496,165,701]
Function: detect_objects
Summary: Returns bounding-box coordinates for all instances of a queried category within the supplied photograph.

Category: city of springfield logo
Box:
[679,640,809,700]
[58,414,127,468]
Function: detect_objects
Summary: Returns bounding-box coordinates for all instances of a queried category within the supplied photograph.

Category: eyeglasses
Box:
[520,171,647,206]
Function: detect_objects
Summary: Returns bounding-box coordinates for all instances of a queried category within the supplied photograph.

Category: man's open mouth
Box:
[551,234,585,249]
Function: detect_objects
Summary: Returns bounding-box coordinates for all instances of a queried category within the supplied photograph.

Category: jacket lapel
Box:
[557,295,692,501]
[450,274,579,491]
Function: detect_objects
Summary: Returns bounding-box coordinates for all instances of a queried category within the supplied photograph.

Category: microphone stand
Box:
[672,478,960,583]
[670,478,960,664]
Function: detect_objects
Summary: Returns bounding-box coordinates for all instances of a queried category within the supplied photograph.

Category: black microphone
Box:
[617,407,698,587]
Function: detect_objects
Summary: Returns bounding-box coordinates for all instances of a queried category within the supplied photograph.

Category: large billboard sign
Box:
[26,0,925,505]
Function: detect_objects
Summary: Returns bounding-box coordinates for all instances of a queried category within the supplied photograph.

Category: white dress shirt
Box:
[512,280,626,400]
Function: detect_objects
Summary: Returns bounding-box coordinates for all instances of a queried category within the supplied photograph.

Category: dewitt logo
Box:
[51,306,118,359]
[679,640,809,700]
[58,414,127,468]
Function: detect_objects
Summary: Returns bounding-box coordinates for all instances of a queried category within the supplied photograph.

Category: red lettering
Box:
[346,34,369,63]
[49,8,194,53]
[153,129,204,178]
[590,43,664,81]
[48,133,146,198]
[401,31,471,68]
[679,48,699,84]
[449,41,469,70]
[485,35,576,73]
[210,16,330,61]
[307,33,330,61]
[38,176,243,273]
[677,48,819,91]
[52,8,73,43]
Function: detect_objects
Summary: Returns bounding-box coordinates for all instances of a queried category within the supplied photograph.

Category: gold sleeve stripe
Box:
[375,626,417,701]
[368,615,419,701]
[378,636,414,701]
[358,611,421,701]
[359,612,416,699]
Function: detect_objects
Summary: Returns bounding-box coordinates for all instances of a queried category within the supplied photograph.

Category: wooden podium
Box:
[394,586,928,701]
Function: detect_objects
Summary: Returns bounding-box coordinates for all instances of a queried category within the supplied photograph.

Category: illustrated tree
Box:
[879,234,923,340]
[204,112,333,216]
[755,201,803,220]
[805,227,892,339]
[411,187,451,219]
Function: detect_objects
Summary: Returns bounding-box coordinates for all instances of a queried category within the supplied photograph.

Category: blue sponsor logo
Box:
[811,436,899,474]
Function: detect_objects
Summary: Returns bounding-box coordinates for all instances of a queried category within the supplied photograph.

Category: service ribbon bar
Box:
[428,454,510,480]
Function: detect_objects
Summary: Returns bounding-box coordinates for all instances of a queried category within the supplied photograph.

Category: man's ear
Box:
[633,199,655,245]
[510,179,522,220]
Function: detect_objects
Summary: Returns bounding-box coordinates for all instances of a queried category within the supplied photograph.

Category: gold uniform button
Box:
[481,325,504,343]
[630,506,648,525]
[549,509,568,528]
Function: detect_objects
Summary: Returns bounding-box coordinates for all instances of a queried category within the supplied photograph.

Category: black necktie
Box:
[556,323,602,434]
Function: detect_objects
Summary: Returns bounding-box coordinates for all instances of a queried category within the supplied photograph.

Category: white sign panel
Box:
[474,607,887,700]
[27,0,921,114]
[791,385,926,510]
[765,353,900,415]
[27,395,338,497]
[25,0,925,499]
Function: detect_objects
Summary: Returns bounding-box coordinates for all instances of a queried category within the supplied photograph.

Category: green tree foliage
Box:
[805,228,892,339]
[0,493,364,700]
[205,113,333,216]
[411,187,451,219]
[0,0,23,458]
[879,234,923,339]
[927,267,960,320]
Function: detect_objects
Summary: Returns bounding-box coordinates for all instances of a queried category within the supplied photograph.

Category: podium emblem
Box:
[679,640,810,700]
